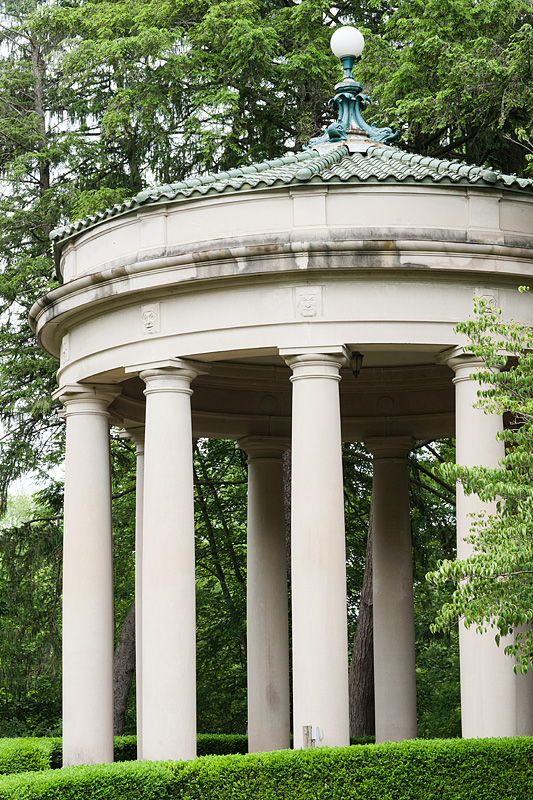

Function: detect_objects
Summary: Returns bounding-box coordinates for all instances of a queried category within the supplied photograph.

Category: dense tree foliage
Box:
[0,493,62,736]
[360,0,533,173]
[193,439,248,733]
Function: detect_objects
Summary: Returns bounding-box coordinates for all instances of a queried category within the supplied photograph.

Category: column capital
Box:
[280,346,350,382]
[436,346,485,373]
[120,425,145,455]
[236,435,289,461]
[125,358,209,381]
[53,383,120,415]
[129,359,210,397]
[365,436,414,460]
[436,347,502,384]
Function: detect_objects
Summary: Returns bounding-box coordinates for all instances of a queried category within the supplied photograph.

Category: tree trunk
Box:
[348,507,375,737]
[113,601,136,735]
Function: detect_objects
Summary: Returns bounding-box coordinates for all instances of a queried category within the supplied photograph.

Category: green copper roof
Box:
[50,142,533,246]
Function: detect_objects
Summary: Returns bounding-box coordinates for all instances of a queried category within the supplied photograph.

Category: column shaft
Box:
[120,425,145,758]
[367,437,417,743]
[451,354,516,737]
[140,363,201,761]
[284,350,350,749]
[515,625,533,736]
[59,386,116,766]
[238,437,290,753]
[135,438,144,758]
[126,428,145,759]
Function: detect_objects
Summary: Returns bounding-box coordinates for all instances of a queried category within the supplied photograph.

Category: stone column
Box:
[237,436,290,753]
[515,626,533,736]
[366,437,417,743]
[121,425,145,759]
[281,347,350,749]
[446,350,516,737]
[55,383,117,766]
[137,359,206,761]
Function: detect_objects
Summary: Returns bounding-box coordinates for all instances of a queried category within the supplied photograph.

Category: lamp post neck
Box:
[339,54,356,81]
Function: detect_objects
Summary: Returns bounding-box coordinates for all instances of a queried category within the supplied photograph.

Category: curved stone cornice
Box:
[30,234,533,342]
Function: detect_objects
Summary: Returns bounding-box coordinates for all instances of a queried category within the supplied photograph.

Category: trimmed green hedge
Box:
[0,738,62,775]
[111,734,250,761]
[113,737,137,763]
[0,738,532,799]
[0,733,372,775]
[0,734,250,774]
[0,760,180,800]
[197,734,248,756]
[169,739,533,799]
[349,735,375,746]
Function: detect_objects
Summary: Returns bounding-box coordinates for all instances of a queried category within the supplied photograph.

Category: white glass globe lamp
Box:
[330,26,365,83]
[330,26,365,59]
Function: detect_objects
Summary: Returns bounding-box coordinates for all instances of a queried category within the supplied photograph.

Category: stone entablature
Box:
[46,182,533,286]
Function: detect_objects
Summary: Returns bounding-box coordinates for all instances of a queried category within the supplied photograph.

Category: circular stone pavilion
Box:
[30,28,533,766]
